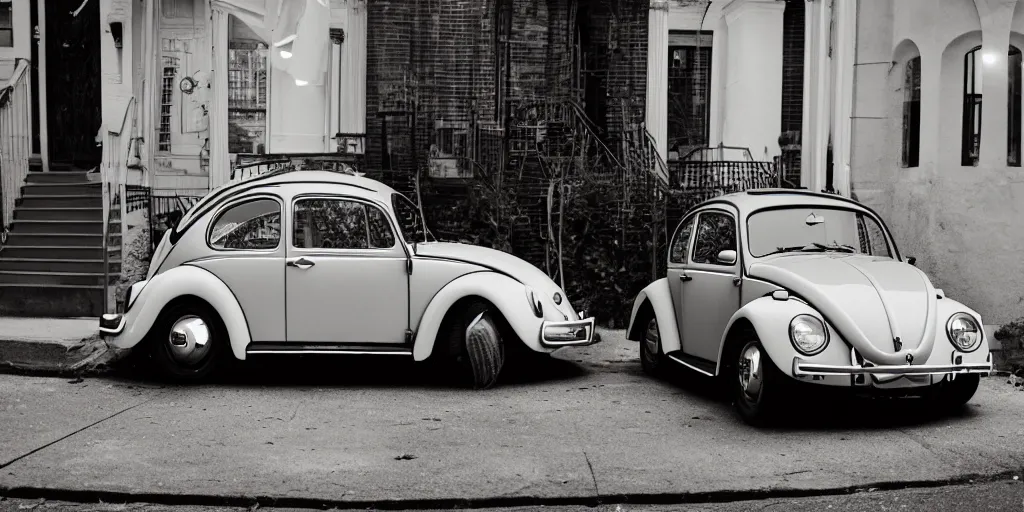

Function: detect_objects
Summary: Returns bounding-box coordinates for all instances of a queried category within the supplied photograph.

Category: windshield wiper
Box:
[762,245,810,257]
[809,242,856,253]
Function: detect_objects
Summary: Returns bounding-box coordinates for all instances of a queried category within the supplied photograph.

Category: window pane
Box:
[1009,47,1022,166]
[669,217,694,264]
[227,15,268,155]
[367,205,396,248]
[857,214,892,258]
[0,0,12,48]
[209,198,281,250]
[902,56,921,168]
[691,212,736,265]
[293,199,369,249]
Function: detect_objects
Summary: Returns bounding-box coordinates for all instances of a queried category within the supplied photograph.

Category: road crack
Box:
[582,450,599,496]
[0,392,167,470]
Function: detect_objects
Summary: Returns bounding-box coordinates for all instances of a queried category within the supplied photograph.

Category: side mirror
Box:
[907,256,916,266]
[717,249,737,265]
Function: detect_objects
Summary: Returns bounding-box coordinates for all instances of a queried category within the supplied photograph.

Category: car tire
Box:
[924,373,981,413]
[639,314,668,378]
[446,301,506,389]
[147,301,227,383]
[730,337,790,427]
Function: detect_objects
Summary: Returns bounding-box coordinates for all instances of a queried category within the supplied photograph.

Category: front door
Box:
[45,0,102,168]
[666,213,696,348]
[680,209,742,364]
[285,195,409,344]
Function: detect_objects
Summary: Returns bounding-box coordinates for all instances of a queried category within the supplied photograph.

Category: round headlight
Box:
[946,313,982,352]
[789,314,829,355]
[553,292,563,305]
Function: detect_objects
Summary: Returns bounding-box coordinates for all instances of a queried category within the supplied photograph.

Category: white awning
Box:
[211,0,330,86]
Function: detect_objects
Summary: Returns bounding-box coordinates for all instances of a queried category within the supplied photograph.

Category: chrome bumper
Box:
[540,317,597,348]
[99,313,126,337]
[793,353,993,377]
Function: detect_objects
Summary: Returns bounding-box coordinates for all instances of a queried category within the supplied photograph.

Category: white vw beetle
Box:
[99,169,596,388]
[627,189,993,425]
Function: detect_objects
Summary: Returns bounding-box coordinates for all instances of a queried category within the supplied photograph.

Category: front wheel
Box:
[639,315,668,378]
[146,301,227,383]
[730,338,791,427]
[445,301,506,389]
[923,373,981,413]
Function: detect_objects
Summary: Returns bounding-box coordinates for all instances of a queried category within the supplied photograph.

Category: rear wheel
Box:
[445,301,506,389]
[639,314,668,378]
[147,301,227,383]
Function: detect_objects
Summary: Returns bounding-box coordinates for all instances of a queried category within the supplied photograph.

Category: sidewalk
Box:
[0,317,119,376]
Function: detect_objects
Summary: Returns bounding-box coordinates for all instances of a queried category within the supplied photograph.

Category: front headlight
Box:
[525,286,543,318]
[789,314,829,355]
[946,312,982,352]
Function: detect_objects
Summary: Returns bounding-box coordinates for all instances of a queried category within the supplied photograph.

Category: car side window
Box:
[293,198,371,249]
[669,216,695,264]
[691,211,737,266]
[208,198,281,250]
[366,204,397,248]
[856,214,893,258]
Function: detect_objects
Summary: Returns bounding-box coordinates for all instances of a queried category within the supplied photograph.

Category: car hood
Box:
[748,253,939,365]
[414,241,563,294]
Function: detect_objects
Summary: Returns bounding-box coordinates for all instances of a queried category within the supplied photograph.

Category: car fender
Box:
[412,271,545,361]
[716,295,853,378]
[106,264,252,361]
[626,278,682,354]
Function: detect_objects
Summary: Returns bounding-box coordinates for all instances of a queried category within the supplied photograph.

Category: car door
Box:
[666,213,697,349]
[285,194,410,344]
[679,208,742,364]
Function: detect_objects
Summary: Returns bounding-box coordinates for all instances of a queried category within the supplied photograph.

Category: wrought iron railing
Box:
[0,59,32,239]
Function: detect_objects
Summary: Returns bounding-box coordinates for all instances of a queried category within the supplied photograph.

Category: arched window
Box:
[962,45,1024,166]
[1009,46,1022,167]
[901,56,921,168]
[962,47,983,166]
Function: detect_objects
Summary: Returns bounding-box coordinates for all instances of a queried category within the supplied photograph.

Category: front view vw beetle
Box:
[627,189,992,426]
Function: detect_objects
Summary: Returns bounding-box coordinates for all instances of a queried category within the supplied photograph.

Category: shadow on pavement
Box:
[659,369,985,431]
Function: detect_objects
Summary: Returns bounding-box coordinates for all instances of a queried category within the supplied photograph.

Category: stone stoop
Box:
[0,317,125,376]
[0,161,121,317]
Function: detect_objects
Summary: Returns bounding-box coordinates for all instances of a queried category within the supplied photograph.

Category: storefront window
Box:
[227,15,268,155]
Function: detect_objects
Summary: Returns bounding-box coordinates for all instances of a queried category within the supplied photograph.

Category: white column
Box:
[36,0,49,171]
[646,0,669,179]
[975,0,1015,168]
[707,16,728,149]
[338,0,367,135]
[720,0,785,161]
[208,7,230,189]
[831,0,856,196]
[802,0,830,192]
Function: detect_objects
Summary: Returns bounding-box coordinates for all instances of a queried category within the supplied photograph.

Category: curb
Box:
[0,470,1021,510]
[0,336,126,378]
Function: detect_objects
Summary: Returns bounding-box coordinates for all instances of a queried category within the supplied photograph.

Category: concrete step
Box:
[24,171,93,184]
[10,220,116,235]
[14,207,103,221]
[5,233,119,247]
[22,183,102,197]
[0,246,118,260]
[0,284,103,317]
[0,258,121,274]
[18,195,104,208]
[0,270,114,286]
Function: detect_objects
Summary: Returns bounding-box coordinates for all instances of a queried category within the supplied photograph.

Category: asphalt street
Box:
[2,330,1024,509]
[1,479,1023,511]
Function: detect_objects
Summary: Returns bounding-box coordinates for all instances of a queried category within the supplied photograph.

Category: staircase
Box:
[0,159,120,317]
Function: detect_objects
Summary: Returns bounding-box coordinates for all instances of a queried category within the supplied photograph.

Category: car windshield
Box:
[392,193,437,244]
[746,206,895,259]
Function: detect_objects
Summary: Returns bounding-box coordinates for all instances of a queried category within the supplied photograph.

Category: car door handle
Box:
[679,274,692,282]
[286,257,315,270]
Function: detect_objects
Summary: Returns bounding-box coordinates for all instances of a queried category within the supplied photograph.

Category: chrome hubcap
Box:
[166,315,212,366]
[738,341,763,402]
[644,318,660,357]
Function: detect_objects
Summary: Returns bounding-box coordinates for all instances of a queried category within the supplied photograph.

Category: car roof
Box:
[695,188,870,216]
[172,169,400,242]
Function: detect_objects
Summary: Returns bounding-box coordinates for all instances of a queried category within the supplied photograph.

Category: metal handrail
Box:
[0,59,33,242]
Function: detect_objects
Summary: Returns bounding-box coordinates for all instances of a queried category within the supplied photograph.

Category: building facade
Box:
[849,0,1024,328]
